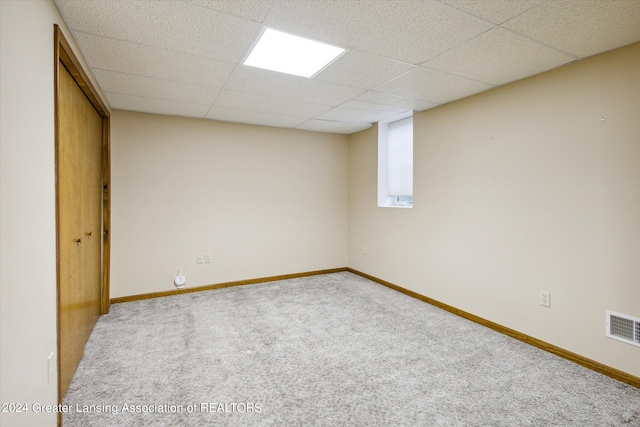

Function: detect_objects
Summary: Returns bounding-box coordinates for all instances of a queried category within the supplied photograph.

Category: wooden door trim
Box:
[54,24,111,415]
[102,118,111,314]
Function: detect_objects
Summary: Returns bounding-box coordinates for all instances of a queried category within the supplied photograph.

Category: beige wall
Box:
[1,3,637,422]
[349,43,640,376]
[0,1,107,426]
[111,111,349,297]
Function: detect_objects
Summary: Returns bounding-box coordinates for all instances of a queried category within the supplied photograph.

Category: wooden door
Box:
[57,63,103,398]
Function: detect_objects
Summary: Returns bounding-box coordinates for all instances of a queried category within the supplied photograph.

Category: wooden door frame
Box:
[54,24,111,410]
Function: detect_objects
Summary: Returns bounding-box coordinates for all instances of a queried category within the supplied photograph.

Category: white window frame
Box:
[378,112,413,208]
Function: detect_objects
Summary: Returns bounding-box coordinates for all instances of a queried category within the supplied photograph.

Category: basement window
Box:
[378,113,413,208]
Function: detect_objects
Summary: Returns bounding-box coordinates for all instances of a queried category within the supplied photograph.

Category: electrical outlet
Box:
[205,253,212,263]
[196,254,204,264]
[540,291,550,308]
[363,245,367,255]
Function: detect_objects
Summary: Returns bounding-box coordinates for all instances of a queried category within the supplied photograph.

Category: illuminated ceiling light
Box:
[243,28,346,78]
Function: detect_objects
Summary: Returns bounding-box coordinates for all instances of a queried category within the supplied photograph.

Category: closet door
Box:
[57,63,103,398]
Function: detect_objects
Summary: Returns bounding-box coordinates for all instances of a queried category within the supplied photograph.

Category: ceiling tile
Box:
[94,70,220,104]
[315,50,415,89]
[206,107,308,128]
[437,0,545,25]
[317,106,406,123]
[355,91,439,111]
[181,0,274,22]
[54,0,640,133]
[374,67,495,104]
[106,93,210,118]
[423,28,577,85]
[55,0,261,62]
[224,66,365,106]
[296,120,372,134]
[340,100,406,113]
[73,32,235,88]
[214,90,332,118]
[265,0,493,64]
[502,0,640,58]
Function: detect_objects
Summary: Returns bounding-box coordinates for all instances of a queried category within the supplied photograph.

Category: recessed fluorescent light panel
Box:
[244,28,346,78]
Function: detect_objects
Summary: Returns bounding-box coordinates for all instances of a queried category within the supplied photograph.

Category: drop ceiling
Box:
[54,0,640,134]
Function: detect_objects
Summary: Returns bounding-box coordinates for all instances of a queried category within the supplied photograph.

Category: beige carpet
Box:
[63,272,640,426]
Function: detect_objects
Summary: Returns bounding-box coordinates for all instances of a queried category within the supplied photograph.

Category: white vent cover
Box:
[605,310,640,347]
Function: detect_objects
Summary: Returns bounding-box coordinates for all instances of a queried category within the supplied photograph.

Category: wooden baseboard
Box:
[110,267,348,304]
[346,268,640,389]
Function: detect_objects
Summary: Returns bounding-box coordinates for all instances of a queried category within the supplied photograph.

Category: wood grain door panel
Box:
[57,63,102,398]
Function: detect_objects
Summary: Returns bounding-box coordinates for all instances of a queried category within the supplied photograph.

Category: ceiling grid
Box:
[54,0,640,134]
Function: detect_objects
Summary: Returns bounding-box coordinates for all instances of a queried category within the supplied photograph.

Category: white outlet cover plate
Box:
[540,291,550,307]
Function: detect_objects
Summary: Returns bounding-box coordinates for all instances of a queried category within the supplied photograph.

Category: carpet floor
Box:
[63,272,640,426]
